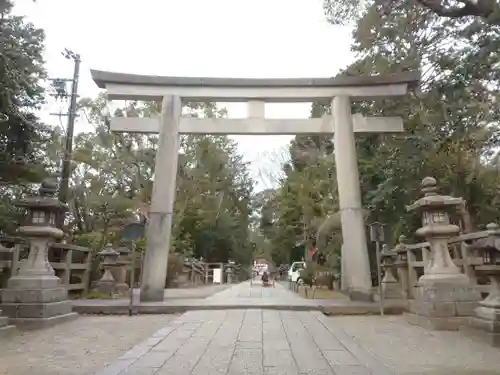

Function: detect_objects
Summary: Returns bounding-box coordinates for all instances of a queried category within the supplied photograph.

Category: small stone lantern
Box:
[114,246,132,295]
[463,223,500,346]
[393,235,410,299]
[1,178,77,327]
[93,244,120,296]
[380,244,402,299]
[226,262,235,284]
[405,177,480,330]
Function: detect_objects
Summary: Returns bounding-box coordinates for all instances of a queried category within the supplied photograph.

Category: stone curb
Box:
[72,303,405,315]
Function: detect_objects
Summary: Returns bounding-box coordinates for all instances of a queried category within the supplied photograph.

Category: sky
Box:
[13,0,355,190]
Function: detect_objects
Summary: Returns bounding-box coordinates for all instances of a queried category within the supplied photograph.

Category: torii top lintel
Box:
[90,69,419,102]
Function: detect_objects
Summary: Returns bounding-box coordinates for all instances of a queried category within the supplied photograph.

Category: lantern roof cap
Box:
[99,243,120,256]
[465,223,500,251]
[406,176,463,212]
[115,246,131,254]
[15,178,68,211]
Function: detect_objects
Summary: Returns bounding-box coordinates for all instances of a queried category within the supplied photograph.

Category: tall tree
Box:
[0,0,51,183]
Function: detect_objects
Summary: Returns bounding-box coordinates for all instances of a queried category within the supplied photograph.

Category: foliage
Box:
[1,87,255,286]
[75,290,114,300]
[60,96,255,266]
[165,254,184,288]
[262,0,500,271]
[323,0,500,26]
[0,0,52,184]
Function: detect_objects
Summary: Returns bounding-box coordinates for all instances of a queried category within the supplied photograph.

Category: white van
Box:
[288,261,306,283]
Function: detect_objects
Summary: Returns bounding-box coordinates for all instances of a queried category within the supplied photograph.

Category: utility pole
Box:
[49,48,81,229]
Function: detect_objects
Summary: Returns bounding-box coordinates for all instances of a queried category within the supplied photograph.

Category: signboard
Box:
[213,268,222,284]
[252,263,268,275]
[368,222,385,243]
[122,222,145,242]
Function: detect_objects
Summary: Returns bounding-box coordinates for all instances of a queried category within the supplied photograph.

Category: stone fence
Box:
[0,236,91,295]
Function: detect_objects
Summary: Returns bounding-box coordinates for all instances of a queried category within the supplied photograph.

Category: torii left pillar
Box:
[140,96,181,302]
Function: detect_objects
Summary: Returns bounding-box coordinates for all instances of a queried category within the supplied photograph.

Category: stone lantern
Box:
[405,177,480,330]
[380,244,402,299]
[226,261,235,284]
[93,244,120,296]
[393,235,410,299]
[1,178,77,328]
[407,177,467,283]
[114,246,132,295]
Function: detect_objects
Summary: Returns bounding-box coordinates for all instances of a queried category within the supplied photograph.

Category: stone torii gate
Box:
[91,70,419,302]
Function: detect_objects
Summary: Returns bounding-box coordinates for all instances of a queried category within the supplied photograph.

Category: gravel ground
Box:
[325,315,500,375]
[0,315,177,375]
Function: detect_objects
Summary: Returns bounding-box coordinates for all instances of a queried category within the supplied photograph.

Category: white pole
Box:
[128,241,136,316]
[140,96,181,302]
[332,96,372,297]
[375,241,384,316]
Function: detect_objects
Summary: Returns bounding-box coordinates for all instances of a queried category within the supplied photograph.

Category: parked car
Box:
[288,261,306,283]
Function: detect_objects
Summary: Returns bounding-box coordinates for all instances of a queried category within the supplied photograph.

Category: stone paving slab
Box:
[93,309,394,375]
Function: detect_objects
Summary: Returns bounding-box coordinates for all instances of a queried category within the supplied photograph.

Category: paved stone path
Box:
[73,281,404,315]
[160,284,231,299]
[93,281,500,375]
[2,282,499,374]
[95,309,393,375]
[93,283,394,375]
[203,280,311,304]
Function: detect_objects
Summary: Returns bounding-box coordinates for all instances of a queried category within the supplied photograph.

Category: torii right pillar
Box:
[332,95,373,300]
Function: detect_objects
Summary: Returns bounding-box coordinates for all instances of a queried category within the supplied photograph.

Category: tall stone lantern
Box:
[1,179,78,328]
[407,177,467,283]
[405,177,480,330]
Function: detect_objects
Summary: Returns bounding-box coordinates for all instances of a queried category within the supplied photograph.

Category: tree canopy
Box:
[324,0,500,26]
[0,0,52,184]
[3,0,500,275]
[261,0,500,270]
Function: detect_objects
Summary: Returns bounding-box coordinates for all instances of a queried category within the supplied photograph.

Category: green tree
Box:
[265,0,500,270]
[64,96,255,266]
[0,0,52,183]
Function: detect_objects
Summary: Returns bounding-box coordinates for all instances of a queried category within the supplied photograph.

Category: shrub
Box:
[165,253,184,288]
[299,266,315,286]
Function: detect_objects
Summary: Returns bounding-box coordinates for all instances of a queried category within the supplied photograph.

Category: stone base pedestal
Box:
[0,312,16,337]
[382,280,404,299]
[348,288,374,302]
[405,282,480,331]
[92,280,129,297]
[461,303,500,347]
[1,275,78,330]
[115,283,130,296]
[92,280,117,296]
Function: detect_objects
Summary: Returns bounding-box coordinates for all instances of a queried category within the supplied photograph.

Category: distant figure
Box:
[261,271,269,283]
